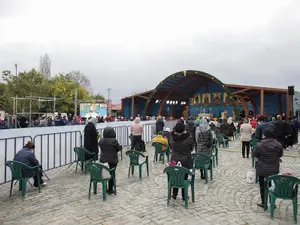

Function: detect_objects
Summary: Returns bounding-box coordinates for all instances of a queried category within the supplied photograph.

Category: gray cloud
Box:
[0,1,300,103]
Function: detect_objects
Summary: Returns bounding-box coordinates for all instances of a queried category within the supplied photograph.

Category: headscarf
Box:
[89,117,98,128]
[198,118,210,133]
[134,117,140,124]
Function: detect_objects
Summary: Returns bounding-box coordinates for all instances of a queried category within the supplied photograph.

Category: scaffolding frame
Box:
[11,95,60,128]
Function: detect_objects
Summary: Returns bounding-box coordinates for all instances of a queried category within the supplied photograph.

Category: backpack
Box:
[135,139,146,152]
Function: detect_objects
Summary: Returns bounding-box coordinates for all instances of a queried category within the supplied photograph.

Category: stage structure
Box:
[121,70,294,120]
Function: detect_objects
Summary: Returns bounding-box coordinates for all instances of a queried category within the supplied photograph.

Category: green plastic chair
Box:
[216,133,229,148]
[163,166,195,209]
[152,142,170,164]
[211,138,219,167]
[192,153,213,184]
[5,161,41,200]
[85,162,116,200]
[126,150,149,179]
[72,147,96,172]
[264,175,300,224]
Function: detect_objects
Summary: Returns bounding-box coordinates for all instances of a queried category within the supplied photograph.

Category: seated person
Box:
[152,131,168,152]
[13,141,46,187]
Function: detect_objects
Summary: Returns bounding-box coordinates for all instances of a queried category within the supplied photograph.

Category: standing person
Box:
[84,117,99,160]
[255,115,275,142]
[187,116,196,147]
[227,117,236,140]
[170,122,194,200]
[99,127,121,195]
[156,116,165,134]
[273,115,288,148]
[13,141,46,187]
[195,118,213,179]
[220,118,231,138]
[240,119,252,158]
[292,116,300,144]
[130,117,143,150]
[253,128,283,208]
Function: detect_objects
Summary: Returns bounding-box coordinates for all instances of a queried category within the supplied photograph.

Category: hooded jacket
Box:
[99,127,121,164]
[170,131,194,169]
[131,117,143,136]
[84,120,99,156]
[155,118,165,133]
[253,138,283,177]
[152,134,168,151]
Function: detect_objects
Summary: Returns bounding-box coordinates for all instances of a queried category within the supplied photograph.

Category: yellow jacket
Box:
[152,135,168,151]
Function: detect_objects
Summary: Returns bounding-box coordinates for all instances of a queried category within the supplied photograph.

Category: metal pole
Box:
[14,64,18,76]
[53,95,56,112]
[29,94,32,127]
[74,89,78,116]
[15,96,17,128]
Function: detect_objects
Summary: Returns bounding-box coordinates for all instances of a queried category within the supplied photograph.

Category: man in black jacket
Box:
[273,115,288,148]
[14,142,46,187]
[155,116,164,134]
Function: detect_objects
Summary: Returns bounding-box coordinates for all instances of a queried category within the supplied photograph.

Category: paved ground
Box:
[0,139,300,225]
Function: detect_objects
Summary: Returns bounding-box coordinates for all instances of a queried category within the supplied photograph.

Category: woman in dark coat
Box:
[99,127,121,194]
[253,128,283,208]
[220,118,231,137]
[84,117,99,160]
[170,122,194,200]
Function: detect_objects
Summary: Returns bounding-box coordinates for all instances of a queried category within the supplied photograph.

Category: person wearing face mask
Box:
[13,141,46,187]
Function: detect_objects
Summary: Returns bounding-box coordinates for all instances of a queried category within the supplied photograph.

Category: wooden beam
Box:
[248,96,258,115]
[239,96,249,118]
[131,96,134,118]
[226,84,288,93]
[260,89,264,115]
[231,88,252,95]
[136,95,148,100]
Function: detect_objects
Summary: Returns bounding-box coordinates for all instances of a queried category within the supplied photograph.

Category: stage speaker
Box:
[288,86,294,95]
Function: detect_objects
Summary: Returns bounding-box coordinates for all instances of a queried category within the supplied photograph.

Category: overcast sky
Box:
[0,0,300,103]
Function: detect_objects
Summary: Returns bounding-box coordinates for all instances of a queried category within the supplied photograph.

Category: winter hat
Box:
[263,128,275,138]
[174,122,185,133]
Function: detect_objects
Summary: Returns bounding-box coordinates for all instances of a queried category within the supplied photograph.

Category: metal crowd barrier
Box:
[0,136,32,184]
[0,122,156,185]
[33,131,82,171]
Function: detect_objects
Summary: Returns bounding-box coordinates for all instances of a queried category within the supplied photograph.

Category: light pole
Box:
[14,64,18,76]
[107,88,111,117]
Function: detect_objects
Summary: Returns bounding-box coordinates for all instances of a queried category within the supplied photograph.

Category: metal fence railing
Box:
[1,122,157,185]
[0,136,32,184]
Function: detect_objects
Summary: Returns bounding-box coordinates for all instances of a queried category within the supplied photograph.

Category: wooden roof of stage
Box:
[122,82,288,101]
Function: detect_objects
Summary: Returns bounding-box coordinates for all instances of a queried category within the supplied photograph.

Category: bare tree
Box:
[67,70,91,89]
[39,54,51,78]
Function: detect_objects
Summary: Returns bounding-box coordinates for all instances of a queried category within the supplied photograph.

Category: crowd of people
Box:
[9,113,300,207]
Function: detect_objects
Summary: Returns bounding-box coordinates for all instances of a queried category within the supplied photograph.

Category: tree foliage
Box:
[1,68,104,115]
[67,70,91,89]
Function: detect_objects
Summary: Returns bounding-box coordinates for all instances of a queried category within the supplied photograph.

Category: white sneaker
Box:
[41,182,47,187]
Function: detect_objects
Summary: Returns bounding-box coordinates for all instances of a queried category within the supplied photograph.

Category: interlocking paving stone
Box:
[0,140,300,225]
